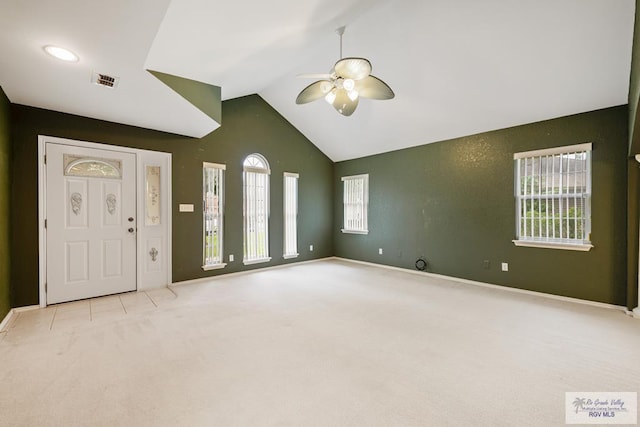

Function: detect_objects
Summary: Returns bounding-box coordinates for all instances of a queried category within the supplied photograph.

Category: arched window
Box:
[243,154,271,264]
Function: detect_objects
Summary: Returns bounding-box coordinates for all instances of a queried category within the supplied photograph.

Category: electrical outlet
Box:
[483,260,490,269]
[229,254,234,262]
[501,262,509,272]
[309,244,314,252]
[378,248,383,255]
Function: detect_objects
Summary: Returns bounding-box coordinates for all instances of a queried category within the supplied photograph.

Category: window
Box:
[513,143,592,251]
[283,172,299,258]
[64,154,121,178]
[341,174,368,234]
[243,154,271,264]
[203,162,226,270]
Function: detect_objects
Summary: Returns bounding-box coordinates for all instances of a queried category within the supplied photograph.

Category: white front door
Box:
[46,143,137,304]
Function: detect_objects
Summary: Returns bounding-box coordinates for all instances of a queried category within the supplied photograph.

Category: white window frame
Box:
[513,143,593,251]
[243,154,271,265]
[202,162,226,270]
[283,172,299,259]
[341,174,369,234]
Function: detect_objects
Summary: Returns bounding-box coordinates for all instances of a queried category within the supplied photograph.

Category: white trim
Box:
[341,229,369,235]
[635,155,640,318]
[334,257,630,314]
[512,240,593,251]
[37,137,47,308]
[243,257,272,266]
[0,309,16,332]
[38,135,173,306]
[341,173,368,181]
[0,305,40,332]
[202,263,227,271]
[203,162,226,170]
[170,257,333,287]
[284,172,299,178]
[513,142,592,160]
[283,254,299,260]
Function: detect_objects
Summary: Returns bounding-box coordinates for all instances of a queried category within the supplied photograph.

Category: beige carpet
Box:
[1,259,639,426]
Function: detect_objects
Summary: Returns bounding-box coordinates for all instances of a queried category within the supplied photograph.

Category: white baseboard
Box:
[171,257,334,288]
[333,257,630,314]
[0,305,40,332]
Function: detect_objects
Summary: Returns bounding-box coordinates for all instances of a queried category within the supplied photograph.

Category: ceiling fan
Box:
[295,26,394,116]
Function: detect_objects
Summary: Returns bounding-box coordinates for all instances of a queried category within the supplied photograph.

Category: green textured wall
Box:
[334,106,628,306]
[0,87,10,319]
[10,95,334,307]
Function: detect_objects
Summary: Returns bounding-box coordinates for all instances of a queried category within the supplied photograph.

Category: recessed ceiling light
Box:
[43,45,79,62]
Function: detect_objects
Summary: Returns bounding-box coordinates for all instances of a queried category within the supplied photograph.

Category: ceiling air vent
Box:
[91,72,119,89]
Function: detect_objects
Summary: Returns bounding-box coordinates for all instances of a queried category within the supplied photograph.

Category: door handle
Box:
[128,217,134,222]
[128,228,135,233]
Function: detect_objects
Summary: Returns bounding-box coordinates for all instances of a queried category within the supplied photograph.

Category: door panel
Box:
[66,241,89,282]
[46,143,137,304]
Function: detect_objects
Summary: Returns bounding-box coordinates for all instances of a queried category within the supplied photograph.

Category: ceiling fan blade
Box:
[355,75,395,100]
[297,73,333,79]
[334,57,371,80]
[296,80,334,104]
[331,88,359,116]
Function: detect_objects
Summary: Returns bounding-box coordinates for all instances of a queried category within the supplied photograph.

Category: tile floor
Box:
[2,287,177,339]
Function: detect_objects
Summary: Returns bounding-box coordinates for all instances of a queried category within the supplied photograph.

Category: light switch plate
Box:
[179,204,194,212]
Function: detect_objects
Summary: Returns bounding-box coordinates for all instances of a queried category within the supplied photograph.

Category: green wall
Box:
[0,87,10,319]
[334,106,628,306]
[10,95,334,307]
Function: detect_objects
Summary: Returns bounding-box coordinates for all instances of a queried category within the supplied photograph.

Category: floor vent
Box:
[92,72,119,89]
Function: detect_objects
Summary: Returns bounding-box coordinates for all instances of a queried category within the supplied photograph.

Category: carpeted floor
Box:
[1,259,639,426]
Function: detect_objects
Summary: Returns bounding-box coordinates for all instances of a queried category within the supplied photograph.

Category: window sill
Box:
[202,263,227,271]
[243,257,272,266]
[512,240,593,252]
[341,229,369,235]
[283,254,299,259]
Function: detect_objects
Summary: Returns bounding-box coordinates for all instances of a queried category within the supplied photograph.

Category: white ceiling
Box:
[0,0,635,161]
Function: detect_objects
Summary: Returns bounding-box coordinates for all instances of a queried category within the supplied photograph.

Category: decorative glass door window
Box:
[145,166,161,226]
[63,154,122,178]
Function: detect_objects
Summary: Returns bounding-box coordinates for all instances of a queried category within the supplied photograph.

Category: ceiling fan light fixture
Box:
[343,78,355,91]
[325,89,337,105]
[296,26,393,116]
[320,81,333,94]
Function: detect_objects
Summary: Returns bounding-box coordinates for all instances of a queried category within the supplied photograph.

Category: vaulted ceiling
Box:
[0,0,634,161]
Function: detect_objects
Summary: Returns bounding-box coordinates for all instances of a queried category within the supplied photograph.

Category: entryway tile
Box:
[9,308,55,332]
[145,288,177,306]
[119,292,156,314]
